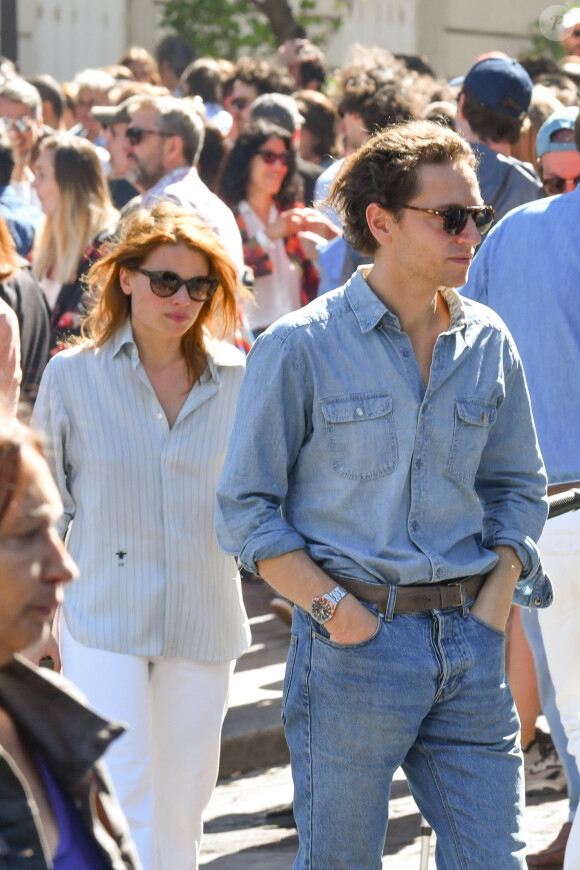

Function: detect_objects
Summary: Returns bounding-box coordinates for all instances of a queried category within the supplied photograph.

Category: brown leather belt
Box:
[331,574,486,615]
[548,481,580,496]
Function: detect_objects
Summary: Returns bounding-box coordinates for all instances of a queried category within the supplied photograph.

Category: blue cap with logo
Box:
[536,106,580,159]
[463,57,533,120]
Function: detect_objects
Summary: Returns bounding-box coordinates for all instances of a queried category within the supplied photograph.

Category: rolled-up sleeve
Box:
[215,330,311,573]
[475,338,548,583]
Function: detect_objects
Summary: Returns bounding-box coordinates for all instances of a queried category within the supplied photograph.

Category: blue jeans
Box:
[283,601,526,870]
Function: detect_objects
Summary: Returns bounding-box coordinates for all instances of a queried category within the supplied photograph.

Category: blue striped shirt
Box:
[33,319,250,662]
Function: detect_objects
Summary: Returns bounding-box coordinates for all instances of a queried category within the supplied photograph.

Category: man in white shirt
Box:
[124,95,243,274]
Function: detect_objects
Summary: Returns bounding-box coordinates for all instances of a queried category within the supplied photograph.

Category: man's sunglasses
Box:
[125,126,172,146]
[136,269,219,301]
[394,204,496,236]
[258,149,291,166]
[230,97,249,111]
[0,116,33,134]
[542,174,580,196]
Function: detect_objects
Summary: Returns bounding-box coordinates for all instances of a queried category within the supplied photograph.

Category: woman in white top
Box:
[33,203,250,870]
[220,119,319,334]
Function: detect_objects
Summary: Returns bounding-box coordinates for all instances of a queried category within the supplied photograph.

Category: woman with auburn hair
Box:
[33,203,250,870]
[32,134,118,354]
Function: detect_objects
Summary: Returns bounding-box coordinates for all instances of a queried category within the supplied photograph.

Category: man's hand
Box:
[257,549,379,644]
[325,594,379,644]
[469,545,522,632]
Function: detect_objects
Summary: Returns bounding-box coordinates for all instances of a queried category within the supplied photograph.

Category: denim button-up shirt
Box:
[461,186,580,486]
[216,267,551,608]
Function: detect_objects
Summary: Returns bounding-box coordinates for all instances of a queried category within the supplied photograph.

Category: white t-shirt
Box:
[238,200,301,331]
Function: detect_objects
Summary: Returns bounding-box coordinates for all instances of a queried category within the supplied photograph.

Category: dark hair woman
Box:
[220,118,318,334]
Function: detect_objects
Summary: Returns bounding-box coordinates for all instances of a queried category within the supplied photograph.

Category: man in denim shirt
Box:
[216,120,550,869]
[462,112,580,869]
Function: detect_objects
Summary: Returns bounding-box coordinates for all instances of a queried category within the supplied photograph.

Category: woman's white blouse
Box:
[33,320,250,663]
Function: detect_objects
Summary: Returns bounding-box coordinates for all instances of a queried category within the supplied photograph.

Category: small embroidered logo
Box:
[116,550,127,566]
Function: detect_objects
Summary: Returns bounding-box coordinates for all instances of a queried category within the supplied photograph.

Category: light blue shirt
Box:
[33,320,251,662]
[461,187,580,485]
[216,267,551,609]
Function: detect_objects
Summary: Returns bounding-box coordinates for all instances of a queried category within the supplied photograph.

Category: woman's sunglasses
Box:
[136,269,219,302]
[542,174,580,196]
[258,149,291,167]
[394,204,496,236]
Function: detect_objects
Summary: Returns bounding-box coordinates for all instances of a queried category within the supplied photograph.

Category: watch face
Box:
[312,596,333,623]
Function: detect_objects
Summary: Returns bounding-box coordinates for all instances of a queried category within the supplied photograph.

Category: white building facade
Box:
[11,0,560,82]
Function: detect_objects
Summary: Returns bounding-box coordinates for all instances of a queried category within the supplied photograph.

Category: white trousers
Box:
[60,615,233,870]
[537,509,580,870]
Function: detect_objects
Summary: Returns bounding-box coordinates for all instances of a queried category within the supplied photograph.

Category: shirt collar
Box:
[345,266,468,336]
[345,267,393,333]
[142,166,195,207]
[108,318,239,382]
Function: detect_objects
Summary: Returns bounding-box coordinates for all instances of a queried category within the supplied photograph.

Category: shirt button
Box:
[402,348,410,358]
[436,567,443,578]
[355,407,364,417]
[156,412,163,420]
[415,458,422,469]
[411,521,419,532]
[481,412,487,422]
[533,596,542,607]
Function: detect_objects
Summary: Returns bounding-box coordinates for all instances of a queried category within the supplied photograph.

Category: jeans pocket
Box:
[469,611,506,639]
[321,393,398,481]
[447,398,497,487]
[312,613,383,650]
[282,635,298,723]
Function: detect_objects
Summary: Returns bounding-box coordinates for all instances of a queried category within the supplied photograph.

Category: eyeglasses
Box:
[125,126,172,145]
[393,203,496,236]
[230,97,249,111]
[258,149,291,166]
[136,269,219,301]
[542,174,580,196]
[0,115,33,134]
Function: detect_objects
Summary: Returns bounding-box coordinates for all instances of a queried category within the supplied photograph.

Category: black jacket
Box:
[0,656,142,870]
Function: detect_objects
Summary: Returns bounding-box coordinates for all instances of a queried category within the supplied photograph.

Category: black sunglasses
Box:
[125,126,172,146]
[542,174,580,196]
[258,149,291,166]
[393,204,496,236]
[136,269,219,302]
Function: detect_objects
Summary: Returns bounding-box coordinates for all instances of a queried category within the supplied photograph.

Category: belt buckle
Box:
[448,580,466,608]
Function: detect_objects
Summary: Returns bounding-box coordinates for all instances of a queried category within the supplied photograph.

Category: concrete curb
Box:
[219,580,291,779]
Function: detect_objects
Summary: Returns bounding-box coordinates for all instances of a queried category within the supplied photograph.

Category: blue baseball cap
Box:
[536,106,580,159]
[463,57,533,119]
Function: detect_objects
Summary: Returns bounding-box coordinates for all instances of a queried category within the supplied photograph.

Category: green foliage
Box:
[162,0,272,59]
[161,0,347,60]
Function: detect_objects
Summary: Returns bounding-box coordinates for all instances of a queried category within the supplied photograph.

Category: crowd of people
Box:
[0,7,580,869]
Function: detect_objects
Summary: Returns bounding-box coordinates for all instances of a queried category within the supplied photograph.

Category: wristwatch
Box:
[311,585,348,624]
